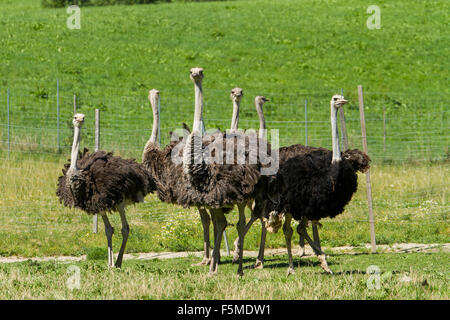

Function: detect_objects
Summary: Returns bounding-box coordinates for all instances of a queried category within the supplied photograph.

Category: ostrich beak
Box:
[337,98,348,105]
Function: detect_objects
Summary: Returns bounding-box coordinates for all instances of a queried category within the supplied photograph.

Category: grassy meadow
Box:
[0,252,448,299]
[0,153,447,258]
[0,0,448,161]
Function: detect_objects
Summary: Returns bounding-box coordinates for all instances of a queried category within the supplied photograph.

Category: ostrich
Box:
[231,95,270,268]
[234,94,369,272]
[177,67,267,276]
[254,94,370,275]
[142,89,223,266]
[57,114,155,268]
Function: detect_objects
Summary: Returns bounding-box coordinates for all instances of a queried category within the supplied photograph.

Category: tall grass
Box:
[0,153,447,257]
[0,252,448,299]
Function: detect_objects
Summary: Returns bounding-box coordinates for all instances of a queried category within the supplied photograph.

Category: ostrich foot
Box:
[298,248,306,257]
[231,251,240,264]
[286,267,295,276]
[318,254,333,274]
[191,258,211,267]
[207,270,218,277]
[254,259,264,269]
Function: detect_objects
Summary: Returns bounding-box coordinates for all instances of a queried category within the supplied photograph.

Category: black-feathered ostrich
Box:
[57,114,155,268]
[252,95,370,275]
[177,67,267,276]
[232,95,332,270]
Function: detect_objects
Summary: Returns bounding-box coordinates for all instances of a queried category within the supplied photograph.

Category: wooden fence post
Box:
[357,85,377,253]
[93,109,100,234]
[57,79,60,153]
[339,89,349,150]
[304,99,308,146]
[383,106,387,154]
[7,88,10,159]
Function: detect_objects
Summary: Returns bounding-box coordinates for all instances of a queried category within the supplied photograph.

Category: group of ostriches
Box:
[57,67,370,276]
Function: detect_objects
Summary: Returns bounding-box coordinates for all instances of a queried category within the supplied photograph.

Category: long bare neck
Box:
[192,81,203,133]
[147,96,160,146]
[230,99,240,132]
[142,98,160,162]
[69,126,81,172]
[331,104,341,163]
[256,103,266,139]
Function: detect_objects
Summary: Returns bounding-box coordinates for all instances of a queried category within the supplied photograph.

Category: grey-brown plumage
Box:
[57,148,155,214]
[176,132,262,209]
[56,113,155,268]
[181,68,271,276]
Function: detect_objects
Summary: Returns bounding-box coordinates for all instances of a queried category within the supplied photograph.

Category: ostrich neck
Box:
[230,99,240,132]
[192,81,203,133]
[148,99,160,146]
[69,126,81,172]
[256,103,266,139]
[331,104,341,163]
[142,99,160,162]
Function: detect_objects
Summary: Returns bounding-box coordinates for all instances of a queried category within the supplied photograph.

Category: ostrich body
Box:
[179,68,268,276]
[57,114,155,268]
[253,95,370,274]
[231,96,270,268]
[142,89,224,267]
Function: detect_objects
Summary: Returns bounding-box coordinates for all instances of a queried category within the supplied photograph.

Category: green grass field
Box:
[0,155,447,258]
[0,252,448,299]
[0,0,448,300]
[0,0,448,161]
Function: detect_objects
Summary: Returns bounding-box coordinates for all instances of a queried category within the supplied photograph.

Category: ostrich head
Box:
[330,94,348,108]
[148,89,160,109]
[190,67,204,84]
[230,87,244,102]
[255,96,269,106]
[263,211,284,233]
[72,113,85,128]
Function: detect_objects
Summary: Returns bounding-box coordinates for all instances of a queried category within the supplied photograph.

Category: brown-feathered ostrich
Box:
[231,95,270,268]
[142,88,220,267]
[178,67,265,276]
[57,114,155,268]
[191,86,245,267]
[253,94,370,275]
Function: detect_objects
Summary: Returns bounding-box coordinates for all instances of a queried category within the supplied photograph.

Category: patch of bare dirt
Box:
[0,243,447,264]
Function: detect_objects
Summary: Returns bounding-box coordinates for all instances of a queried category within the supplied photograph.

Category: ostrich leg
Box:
[232,214,257,263]
[298,217,307,257]
[236,203,247,276]
[297,223,332,274]
[254,218,267,269]
[283,213,295,275]
[191,207,211,266]
[115,203,129,268]
[311,220,322,251]
[232,216,266,269]
[209,208,227,276]
[101,214,115,268]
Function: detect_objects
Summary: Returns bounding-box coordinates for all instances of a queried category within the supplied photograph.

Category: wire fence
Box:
[0,81,448,250]
[0,81,448,162]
